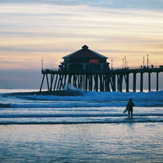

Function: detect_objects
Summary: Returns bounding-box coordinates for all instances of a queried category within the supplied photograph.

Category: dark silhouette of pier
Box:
[39,45,163,92]
[40,67,163,92]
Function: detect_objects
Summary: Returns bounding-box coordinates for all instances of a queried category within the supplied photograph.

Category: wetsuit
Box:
[127,101,135,117]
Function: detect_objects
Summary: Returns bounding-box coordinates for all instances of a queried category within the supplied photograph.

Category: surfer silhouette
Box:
[123,98,135,118]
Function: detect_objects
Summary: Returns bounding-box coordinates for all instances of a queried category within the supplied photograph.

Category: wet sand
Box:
[0,123,163,162]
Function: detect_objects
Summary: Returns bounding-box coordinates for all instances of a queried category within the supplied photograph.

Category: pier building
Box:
[58,45,109,73]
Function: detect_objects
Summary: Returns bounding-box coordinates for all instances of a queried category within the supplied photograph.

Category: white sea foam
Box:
[0,90,163,108]
[9,90,162,108]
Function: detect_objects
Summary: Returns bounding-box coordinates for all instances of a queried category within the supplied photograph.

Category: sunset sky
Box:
[0,0,163,89]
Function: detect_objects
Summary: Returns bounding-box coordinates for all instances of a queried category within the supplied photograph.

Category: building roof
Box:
[63,45,108,59]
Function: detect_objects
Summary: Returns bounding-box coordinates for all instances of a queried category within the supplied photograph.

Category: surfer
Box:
[126,98,135,118]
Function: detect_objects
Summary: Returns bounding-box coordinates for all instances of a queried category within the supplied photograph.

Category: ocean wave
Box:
[17,90,163,101]
[0,117,163,125]
[1,90,163,108]
[0,113,163,118]
[8,101,163,108]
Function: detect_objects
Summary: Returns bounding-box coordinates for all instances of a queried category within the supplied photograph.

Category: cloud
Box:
[0,2,163,71]
[0,0,163,10]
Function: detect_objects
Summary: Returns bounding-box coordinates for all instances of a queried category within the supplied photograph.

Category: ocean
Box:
[0,89,163,162]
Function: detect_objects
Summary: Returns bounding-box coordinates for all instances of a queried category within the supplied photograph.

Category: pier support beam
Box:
[125,73,129,92]
[46,74,50,91]
[148,72,151,91]
[133,73,136,92]
[111,74,116,92]
[54,74,58,91]
[85,75,88,91]
[50,74,54,91]
[39,74,45,92]
[89,75,93,91]
[156,72,159,91]
[95,75,98,92]
[140,72,143,92]
[105,74,110,92]
[117,74,123,92]
[100,74,104,91]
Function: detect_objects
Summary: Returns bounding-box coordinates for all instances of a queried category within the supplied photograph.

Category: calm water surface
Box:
[0,123,163,163]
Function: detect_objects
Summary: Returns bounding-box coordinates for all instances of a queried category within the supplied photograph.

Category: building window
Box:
[89,59,99,64]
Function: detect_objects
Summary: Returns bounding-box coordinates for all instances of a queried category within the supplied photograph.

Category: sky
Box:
[0,0,163,89]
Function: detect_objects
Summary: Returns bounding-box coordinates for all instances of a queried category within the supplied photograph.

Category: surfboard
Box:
[123,107,128,113]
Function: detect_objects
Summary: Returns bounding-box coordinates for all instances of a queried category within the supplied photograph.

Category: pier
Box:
[39,45,163,92]
[40,67,163,92]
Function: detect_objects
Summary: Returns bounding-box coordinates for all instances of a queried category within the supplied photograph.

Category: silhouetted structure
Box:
[40,45,163,92]
[59,45,109,73]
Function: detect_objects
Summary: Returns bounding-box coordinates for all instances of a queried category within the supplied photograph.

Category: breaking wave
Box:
[1,90,163,108]
[0,116,163,125]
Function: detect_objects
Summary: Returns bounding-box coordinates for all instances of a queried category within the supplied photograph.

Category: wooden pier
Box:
[39,67,163,92]
[39,45,163,92]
